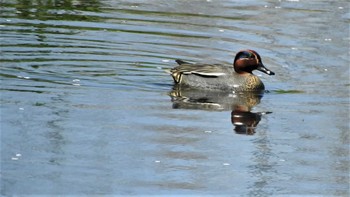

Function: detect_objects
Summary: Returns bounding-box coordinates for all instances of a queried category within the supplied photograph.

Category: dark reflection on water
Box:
[170,86,271,135]
[15,0,101,15]
[232,110,272,135]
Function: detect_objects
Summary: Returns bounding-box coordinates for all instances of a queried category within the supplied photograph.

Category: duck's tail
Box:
[175,59,191,65]
[164,69,172,74]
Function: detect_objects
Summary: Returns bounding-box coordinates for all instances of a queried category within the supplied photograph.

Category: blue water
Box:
[1,0,349,195]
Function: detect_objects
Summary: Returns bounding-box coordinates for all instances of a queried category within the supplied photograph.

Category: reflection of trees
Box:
[13,0,101,20]
[248,131,275,196]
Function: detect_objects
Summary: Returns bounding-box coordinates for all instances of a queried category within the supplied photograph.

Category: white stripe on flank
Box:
[191,72,226,76]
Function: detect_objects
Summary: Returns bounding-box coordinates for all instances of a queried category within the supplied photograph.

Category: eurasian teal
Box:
[170,50,275,91]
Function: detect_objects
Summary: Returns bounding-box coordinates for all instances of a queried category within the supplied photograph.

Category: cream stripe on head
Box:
[247,49,259,64]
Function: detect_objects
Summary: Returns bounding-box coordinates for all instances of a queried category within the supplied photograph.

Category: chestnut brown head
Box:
[233,50,275,75]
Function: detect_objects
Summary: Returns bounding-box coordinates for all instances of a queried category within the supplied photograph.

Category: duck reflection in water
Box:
[231,105,272,135]
[169,86,271,135]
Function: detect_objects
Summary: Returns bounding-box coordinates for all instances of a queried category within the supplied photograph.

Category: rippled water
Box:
[1,0,349,195]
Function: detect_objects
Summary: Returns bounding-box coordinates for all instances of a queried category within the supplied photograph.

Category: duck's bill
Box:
[257,64,275,75]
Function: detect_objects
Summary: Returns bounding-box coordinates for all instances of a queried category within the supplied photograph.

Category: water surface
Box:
[1,0,349,195]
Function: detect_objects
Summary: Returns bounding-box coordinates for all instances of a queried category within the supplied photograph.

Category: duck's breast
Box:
[240,75,265,91]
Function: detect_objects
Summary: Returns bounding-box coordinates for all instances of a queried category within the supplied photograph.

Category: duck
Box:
[170,49,275,91]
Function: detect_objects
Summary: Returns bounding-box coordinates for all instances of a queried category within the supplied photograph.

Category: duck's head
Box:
[233,50,275,75]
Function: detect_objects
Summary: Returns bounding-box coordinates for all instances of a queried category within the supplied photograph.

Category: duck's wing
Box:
[170,63,228,83]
